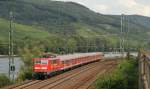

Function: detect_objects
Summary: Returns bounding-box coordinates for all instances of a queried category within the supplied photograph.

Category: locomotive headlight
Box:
[41,67,47,69]
[35,67,40,69]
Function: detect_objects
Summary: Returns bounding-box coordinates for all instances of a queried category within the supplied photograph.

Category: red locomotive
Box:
[32,52,103,79]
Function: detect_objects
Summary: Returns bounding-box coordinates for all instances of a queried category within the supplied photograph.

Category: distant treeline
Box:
[0,35,139,55]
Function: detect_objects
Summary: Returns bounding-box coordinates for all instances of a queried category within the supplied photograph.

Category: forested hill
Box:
[0,0,150,54]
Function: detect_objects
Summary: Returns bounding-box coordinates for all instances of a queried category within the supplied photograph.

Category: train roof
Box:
[55,52,102,61]
[33,52,102,61]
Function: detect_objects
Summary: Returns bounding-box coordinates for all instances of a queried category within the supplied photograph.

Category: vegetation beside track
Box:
[95,57,138,89]
[0,74,11,88]
[16,42,43,82]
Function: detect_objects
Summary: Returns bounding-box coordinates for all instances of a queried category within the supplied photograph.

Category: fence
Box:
[139,51,150,89]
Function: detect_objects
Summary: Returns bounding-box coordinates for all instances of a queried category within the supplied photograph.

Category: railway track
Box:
[39,62,112,89]
[3,80,41,89]
[6,60,117,89]
[47,60,117,89]
[78,63,115,89]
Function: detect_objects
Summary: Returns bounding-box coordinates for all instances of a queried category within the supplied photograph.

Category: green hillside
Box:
[0,18,51,43]
[0,0,150,54]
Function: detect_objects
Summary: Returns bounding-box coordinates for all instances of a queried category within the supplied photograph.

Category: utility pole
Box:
[9,11,15,81]
[86,38,89,53]
[126,16,130,58]
[120,14,125,57]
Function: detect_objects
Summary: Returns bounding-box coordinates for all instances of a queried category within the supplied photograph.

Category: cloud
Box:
[91,4,109,13]
[118,0,137,8]
[118,0,150,16]
[139,6,150,16]
[55,0,150,17]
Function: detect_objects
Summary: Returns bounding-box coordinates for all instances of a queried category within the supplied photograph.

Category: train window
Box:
[35,60,41,64]
[62,61,65,64]
[41,60,48,64]
[65,60,69,65]
[52,60,57,64]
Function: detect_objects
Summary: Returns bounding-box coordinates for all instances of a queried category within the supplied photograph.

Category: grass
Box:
[0,74,11,88]
[75,23,99,38]
[0,18,51,43]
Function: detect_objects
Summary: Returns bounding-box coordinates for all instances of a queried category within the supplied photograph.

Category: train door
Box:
[51,59,59,71]
[61,61,65,68]
[72,59,76,65]
[66,60,70,66]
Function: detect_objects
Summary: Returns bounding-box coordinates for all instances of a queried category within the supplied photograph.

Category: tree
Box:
[17,41,44,81]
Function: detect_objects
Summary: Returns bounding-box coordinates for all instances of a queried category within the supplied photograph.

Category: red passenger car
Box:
[32,52,103,79]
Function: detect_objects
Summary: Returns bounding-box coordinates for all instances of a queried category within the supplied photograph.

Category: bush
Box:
[0,74,11,88]
[16,42,43,82]
[95,58,138,89]
[16,66,33,82]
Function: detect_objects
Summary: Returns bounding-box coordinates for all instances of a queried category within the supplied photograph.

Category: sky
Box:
[56,0,150,17]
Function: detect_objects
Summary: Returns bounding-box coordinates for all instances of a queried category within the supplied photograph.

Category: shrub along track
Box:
[5,59,118,89]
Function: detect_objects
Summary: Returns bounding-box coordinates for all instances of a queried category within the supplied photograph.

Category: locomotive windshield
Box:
[41,52,57,58]
[35,60,48,64]
[40,54,56,58]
